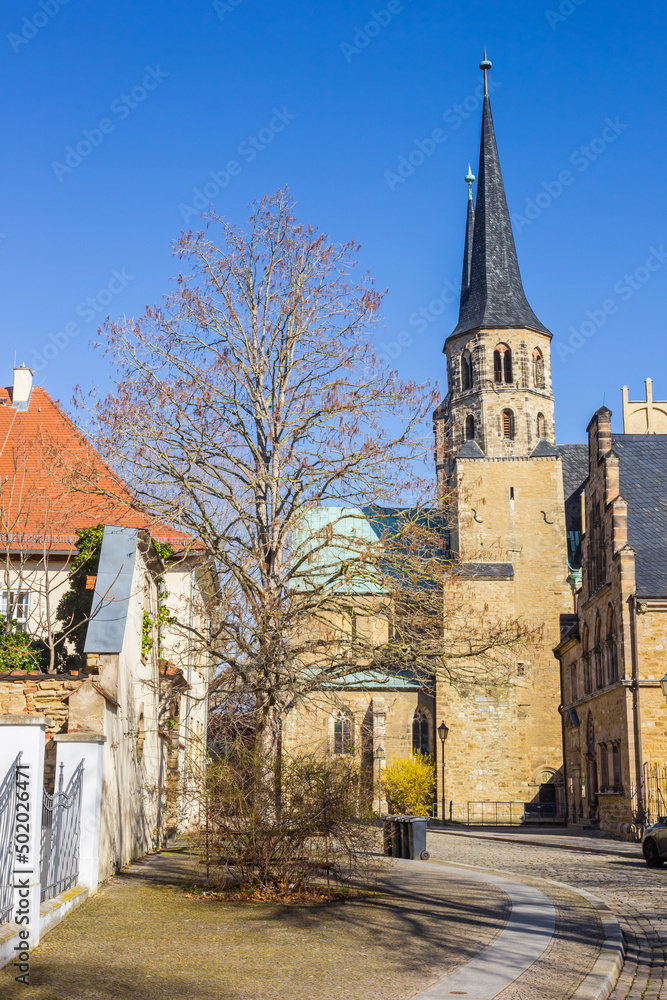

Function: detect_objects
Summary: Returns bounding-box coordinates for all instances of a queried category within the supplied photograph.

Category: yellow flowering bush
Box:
[384,753,436,815]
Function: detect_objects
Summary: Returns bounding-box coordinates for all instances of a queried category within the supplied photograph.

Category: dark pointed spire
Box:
[452,53,550,339]
[459,165,475,309]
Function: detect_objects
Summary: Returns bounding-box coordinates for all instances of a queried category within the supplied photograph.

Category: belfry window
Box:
[501,409,515,440]
[494,345,512,384]
[461,351,473,390]
[537,412,546,439]
[465,414,475,441]
[533,348,545,388]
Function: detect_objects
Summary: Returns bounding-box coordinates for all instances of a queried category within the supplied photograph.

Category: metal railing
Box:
[467,801,526,826]
[0,754,21,925]
[41,761,84,903]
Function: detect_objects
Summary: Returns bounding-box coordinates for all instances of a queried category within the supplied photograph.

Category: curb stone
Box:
[427,859,625,1000]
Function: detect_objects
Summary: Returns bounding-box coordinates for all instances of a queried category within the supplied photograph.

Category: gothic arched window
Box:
[333,710,354,754]
[494,344,512,384]
[537,412,546,439]
[533,348,545,388]
[412,708,430,756]
[461,351,473,391]
[582,624,591,693]
[606,605,618,683]
[465,414,475,441]
[594,616,604,689]
[502,409,515,440]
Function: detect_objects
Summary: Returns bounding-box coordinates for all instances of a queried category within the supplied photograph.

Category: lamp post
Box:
[374,746,385,824]
[438,721,449,824]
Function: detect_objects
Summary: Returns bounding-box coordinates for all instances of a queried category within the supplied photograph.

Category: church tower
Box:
[434,55,572,816]
[435,55,556,487]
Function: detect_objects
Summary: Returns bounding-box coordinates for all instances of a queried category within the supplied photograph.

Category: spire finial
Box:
[479,48,492,98]
[465,164,475,201]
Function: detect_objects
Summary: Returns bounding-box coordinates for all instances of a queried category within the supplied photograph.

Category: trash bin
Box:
[408,816,430,860]
[382,817,393,856]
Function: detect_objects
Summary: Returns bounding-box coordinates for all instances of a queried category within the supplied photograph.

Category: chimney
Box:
[12,365,34,411]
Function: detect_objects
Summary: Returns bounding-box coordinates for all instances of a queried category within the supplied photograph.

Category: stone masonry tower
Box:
[434,55,556,488]
[433,54,572,816]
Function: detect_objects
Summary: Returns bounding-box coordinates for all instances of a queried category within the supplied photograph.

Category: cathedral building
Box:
[432,55,587,818]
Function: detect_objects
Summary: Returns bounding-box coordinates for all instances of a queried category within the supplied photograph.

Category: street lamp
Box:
[438,721,449,824]
[661,672,667,700]
[374,746,385,824]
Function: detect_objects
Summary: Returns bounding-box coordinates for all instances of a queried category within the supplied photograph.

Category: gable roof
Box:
[0,382,198,553]
[612,435,667,597]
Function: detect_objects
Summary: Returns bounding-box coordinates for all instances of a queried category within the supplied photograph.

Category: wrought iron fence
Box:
[466,801,526,826]
[0,754,21,925]
[41,761,84,903]
[643,762,667,827]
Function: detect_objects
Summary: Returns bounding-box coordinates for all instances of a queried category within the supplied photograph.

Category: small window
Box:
[333,710,354,754]
[1,591,30,633]
[570,664,578,702]
[502,409,515,440]
[412,708,430,756]
[509,487,515,500]
[461,351,473,391]
[599,743,609,789]
[516,662,524,676]
[493,350,503,383]
[537,412,546,439]
[611,743,622,787]
[465,414,475,441]
[533,348,545,388]
[504,348,513,384]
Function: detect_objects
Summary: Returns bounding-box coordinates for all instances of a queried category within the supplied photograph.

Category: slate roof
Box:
[459,189,475,311]
[557,443,588,569]
[450,90,550,339]
[457,439,485,458]
[612,435,667,597]
[531,439,560,457]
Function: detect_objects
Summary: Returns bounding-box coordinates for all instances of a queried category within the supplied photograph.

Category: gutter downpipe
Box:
[629,593,645,827]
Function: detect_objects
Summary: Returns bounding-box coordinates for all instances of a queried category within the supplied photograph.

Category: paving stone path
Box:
[0,845,514,1000]
[426,829,667,1000]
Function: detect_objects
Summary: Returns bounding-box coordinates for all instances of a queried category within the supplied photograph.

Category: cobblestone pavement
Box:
[427,829,666,1000]
[0,846,513,1000]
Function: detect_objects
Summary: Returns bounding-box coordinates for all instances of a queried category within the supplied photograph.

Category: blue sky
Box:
[0,0,665,444]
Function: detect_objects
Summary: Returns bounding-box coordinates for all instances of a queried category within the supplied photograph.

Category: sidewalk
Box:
[0,844,619,1000]
[429,824,642,857]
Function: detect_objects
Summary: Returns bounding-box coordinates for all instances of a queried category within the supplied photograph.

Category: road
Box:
[426,828,667,1000]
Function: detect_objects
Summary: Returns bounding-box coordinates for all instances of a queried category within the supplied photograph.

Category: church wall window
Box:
[412,708,430,756]
[333,710,354,754]
[537,412,546,439]
[533,348,545,388]
[501,409,515,440]
[494,350,502,383]
[606,605,618,683]
[582,625,591,694]
[611,742,622,788]
[570,664,578,702]
[465,414,475,441]
[599,742,609,789]
[494,344,512,384]
[594,615,604,688]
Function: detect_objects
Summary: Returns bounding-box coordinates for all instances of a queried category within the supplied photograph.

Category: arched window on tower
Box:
[501,409,515,440]
[412,708,430,757]
[494,344,512,384]
[537,412,546,439]
[465,414,475,441]
[461,350,473,391]
[533,348,545,388]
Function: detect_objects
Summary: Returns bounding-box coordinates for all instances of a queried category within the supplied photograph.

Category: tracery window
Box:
[594,616,604,689]
[333,710,354,754]
[412,708,430,756]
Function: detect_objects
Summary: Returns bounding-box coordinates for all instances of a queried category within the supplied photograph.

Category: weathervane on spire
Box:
[479,48,492,97]
[465,164,475,201]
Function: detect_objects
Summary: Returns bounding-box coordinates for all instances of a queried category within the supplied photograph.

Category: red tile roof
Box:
[0,382,199,554]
